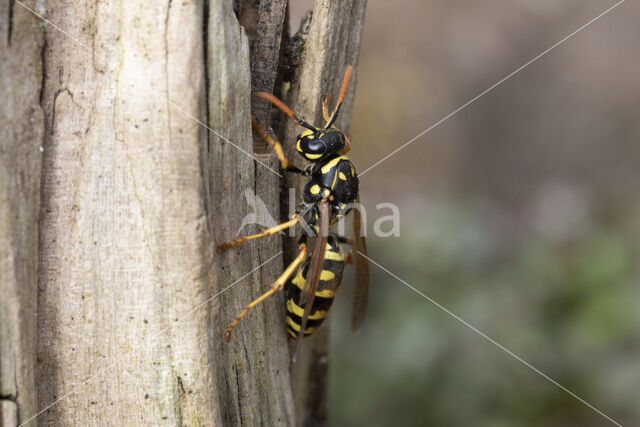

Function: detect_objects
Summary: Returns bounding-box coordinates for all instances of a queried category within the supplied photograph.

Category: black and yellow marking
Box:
[284,236,345,337]
[320,156,357,197]
[301,154,358,224]
[218,66,369,352]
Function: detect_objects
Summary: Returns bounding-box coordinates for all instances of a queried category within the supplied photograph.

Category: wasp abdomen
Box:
[284,235,345,338]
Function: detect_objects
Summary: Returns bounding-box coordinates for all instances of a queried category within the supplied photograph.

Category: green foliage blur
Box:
[328,200,639,426]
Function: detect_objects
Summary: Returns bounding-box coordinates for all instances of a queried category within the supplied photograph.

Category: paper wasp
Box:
[218,66,369,358]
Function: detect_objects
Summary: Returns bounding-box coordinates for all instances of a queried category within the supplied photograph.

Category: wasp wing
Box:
[351,196,370,332]
[292,199,330,361]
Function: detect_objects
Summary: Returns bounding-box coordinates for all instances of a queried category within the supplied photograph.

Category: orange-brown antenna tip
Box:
[258,92,318,131]
[337,65,353,104]
[257,92,297,120]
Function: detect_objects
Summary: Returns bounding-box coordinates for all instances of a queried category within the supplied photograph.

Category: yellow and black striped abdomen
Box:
[284,236,345,338]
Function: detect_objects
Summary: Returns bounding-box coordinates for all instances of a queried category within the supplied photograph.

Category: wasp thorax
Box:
[296,129,346,162]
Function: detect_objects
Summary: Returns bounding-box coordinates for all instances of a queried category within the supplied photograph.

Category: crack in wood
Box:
[7,0,14,45]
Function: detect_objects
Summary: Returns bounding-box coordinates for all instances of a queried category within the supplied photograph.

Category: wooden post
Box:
[37,0,221,423]
[0,0,366,425]
[0,0,44,424]
[207,0,295,424]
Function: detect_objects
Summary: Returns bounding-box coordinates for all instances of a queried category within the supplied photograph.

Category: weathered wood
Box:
[281,1,368,425]
[250,0,288,152]
[0,0,44,425]
[37,0,217,424]
[4,0,366,425]
[207,0,294,424]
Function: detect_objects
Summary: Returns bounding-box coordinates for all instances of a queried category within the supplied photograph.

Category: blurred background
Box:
[290,0,640,426]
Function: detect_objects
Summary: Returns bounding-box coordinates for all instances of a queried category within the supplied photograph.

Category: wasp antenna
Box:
[322,95,331,123]
[257,92,317,131]
[326,65,353,128]
[337,66,353,105]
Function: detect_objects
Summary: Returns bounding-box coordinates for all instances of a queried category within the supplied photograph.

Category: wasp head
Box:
[296,128,346,162]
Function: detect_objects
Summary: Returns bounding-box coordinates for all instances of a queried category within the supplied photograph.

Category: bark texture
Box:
[0,0,366,425]
[0,0,44,425]
[37,0,218,424]
[207,1,294,424]
[281,1,368,425]
[249,0,287,152]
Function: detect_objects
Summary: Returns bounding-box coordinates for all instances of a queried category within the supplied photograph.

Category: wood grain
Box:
[250,0,288,152]
[207,0,294,424]
[281,1,368,425]
[37,0,216,423]
[0,0,44,424]
[1,0,366,425]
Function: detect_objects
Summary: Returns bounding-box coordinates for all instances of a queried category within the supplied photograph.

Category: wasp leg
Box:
[345,251,354,265]
[252,121,304,174]
[218,215,300,250]
[225,243,308,341]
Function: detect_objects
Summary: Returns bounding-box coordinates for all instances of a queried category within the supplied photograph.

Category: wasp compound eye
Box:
[301,136,327,160]
[296,129,326,161]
